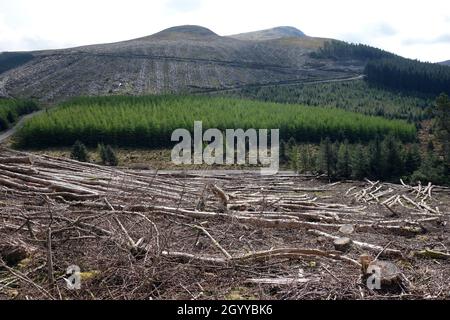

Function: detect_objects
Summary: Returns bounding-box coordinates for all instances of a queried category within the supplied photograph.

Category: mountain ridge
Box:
[0,25,363,102]
[229,26,306,41]
[142,25,219,40]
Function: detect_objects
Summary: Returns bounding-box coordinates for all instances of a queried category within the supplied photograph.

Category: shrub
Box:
[71,141,89,162]
[99,143,118,166]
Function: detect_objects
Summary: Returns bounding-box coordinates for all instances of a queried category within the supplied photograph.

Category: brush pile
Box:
[0,148,449,300]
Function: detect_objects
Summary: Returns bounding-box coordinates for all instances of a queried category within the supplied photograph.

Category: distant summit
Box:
[440,60,450,66]
[229,26,306,41]
[149,25,219,40]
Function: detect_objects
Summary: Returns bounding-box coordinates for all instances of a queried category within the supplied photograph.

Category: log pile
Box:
[0,147,449,300]
[349,178,444,217]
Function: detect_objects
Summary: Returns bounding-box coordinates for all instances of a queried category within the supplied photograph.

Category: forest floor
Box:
[0,147,449,300]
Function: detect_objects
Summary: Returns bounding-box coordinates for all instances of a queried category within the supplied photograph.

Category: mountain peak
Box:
[229,26,306,41]
[150,25,218,40]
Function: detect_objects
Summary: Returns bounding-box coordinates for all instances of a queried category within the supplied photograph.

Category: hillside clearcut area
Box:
[0,149,449,299]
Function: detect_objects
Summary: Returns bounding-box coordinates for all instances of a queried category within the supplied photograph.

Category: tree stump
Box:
[339,224,354,235]
[333,237,352,252]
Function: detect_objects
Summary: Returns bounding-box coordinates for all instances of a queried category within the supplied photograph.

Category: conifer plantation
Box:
[15,95,416,148]
[233,80,432,121]
[0,99,39,131]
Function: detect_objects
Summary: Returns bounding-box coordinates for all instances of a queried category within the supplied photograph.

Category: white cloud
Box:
[0,0,449,62]
[403,34,450,46]
[164,0,204,13]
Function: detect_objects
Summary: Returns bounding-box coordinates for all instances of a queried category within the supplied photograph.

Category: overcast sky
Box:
[1,0,449,62]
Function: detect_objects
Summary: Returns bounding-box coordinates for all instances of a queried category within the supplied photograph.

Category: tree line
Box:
[365,58,450,96]
[309,40,395,61]
[283,136,447,185]
[0,99,39,131]
[283,94,450,185]
[310,39,450,96]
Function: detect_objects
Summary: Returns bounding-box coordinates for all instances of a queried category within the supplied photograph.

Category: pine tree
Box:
[434,93,450,134]
[98,143,118,166]
[318,137,336,179]
[299,145,312,173]
[404,145,421,175]
[279,140,288,164]
[351,145,368,180]
[98,143,107,165]
[368,136,382,179]
[381,135,404,179]
[434,93,450,173]
[411,152,447,185]
[105,145,119,166]
[308,146,317,173]
[6,110,17,124]
[71,140,89,162]
[336,141,351,179]
[289,145,299,173]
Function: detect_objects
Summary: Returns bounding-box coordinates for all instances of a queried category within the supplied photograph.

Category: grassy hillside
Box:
[15,95,416,148]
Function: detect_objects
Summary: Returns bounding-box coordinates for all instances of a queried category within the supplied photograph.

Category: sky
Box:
[0,0,449,62]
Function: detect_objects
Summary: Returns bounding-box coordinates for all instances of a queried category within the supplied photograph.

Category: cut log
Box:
[415,249,450,260]
[0,156,34,165]
[245,277,310,285]
[309,229,403,258]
